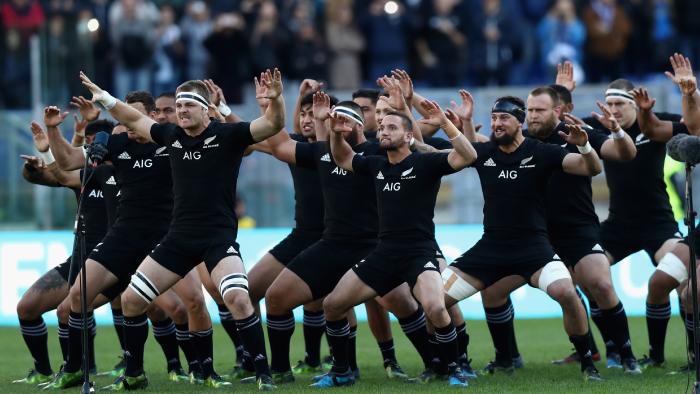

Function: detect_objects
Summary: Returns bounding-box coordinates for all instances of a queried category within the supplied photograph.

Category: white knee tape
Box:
[129,271,160,303]
[219,273,248,298]
[538,260,571,292]
[442,267,478,301]
[657,253,688,283]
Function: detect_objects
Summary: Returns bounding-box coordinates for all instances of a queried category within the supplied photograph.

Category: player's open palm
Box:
[313,91,331,121]
[666,53,695,86]
[43,106,68,128]
[329,112,354,134]
[419,100,448,128]
[259,68,283,99]
[591,101,620,131]
[70,96,100,121]
[79,71,105,101]
[30,121,49,152]
[630,88,656,112]
[559,124,588,146]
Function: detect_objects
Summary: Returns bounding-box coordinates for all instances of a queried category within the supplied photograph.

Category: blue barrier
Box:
[0,227,673,325]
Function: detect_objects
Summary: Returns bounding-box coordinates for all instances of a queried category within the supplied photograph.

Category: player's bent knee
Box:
[442,268,478,301]
[17,296,40,320]
[126,271,160,309]
[56,301,70,322]
[656,252,688,285]
[538,260,571,293]
[322,295,345,319]
[422,301,448,325]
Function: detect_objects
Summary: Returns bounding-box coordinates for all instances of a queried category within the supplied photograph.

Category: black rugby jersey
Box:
[524,122,608,229]
[353,152,456,242]
[105,133,173,225]
[296,140,381,240]
[150,121,255,233]
[470,138,568,237]
[289,134,324,232]
[584,113,687,226]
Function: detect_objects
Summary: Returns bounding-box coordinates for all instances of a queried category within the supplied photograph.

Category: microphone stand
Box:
[67,153,95,394]
[684,163,700,394]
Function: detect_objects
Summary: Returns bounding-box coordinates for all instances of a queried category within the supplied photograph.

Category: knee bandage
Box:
[442,267,478,301]
[219,273,249,298]
[537,260,571,292]
[657,252,688,283]
[129,271,160,304]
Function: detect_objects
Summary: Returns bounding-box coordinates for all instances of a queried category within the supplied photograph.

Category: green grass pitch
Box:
[0,317,693,393]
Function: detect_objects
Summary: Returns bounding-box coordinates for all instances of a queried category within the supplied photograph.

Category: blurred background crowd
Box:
[2,0,700,109]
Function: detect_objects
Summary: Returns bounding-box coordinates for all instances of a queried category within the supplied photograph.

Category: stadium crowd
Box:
[2,0,700,108]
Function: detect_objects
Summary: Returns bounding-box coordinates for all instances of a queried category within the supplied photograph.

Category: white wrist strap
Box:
[95,91,117,109]
[218,102,232,117]
[611,128,626,140]
[409,136,415,147]
[577,141,592,154]
[39,150,55,165]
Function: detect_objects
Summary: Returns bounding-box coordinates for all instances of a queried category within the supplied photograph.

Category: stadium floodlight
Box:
[384,0,398,15]
[87,18,99,33]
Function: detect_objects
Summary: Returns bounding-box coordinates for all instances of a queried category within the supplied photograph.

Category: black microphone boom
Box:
[88,131,110,164]
[667,134,700,165]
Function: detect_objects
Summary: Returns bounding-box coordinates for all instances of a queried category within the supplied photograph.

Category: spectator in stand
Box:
[153,4,184,94]
[537,0,585,82]
[416,0,467,87]
[285,0,326,82]
[180,0,212,80]
[0,0,45,108]
[582,0,631,83]
[623,0,652,77]
[468,0,520,86]
[325,0,365,89]
[44,12,69,105]
[648,0,676,72]
[108,0,159,100]
[673,0,700,70]
[250,1,289,75]
[358,0,410,82]
[203,12,250,104]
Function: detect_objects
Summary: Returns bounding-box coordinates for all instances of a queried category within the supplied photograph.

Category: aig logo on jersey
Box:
[183,151,202,160]
[133,159,152,168]
[498,170,518,180]
[88,189,103,198]
[203,135,219,149]
[331,166,347,176]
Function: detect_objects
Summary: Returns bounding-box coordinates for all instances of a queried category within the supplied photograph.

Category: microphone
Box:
[667,134,700,165]
[87,131,110,164]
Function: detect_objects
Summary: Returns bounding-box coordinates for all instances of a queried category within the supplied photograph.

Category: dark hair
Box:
[529,86,560,107]
[608,78,635,91]
[548,84,572,105]
[352,89,380,104]
[124,90,156,113]
[157,92,175,100]
[384,111,413,131]
[85,119,115,136]
[300,93,339,108]
[334,100,364,122]
[175,80,211,103]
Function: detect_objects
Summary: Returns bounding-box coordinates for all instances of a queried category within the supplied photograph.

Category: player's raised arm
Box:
[329,112,357,172]
[42,107,86,171]
[250,68,286,142]
[666,53,700,135]
[419,100,477,170]
[79,71,156,142]
[628,88,674,142]
[591,101,636,161]
[560,124,602,176]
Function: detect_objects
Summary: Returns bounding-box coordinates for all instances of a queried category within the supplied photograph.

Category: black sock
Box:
[303,310,325,367]
[588,300,607,355]
[191,328,214,377]
[88,312,96,370]
[175,323,197,370]
[111,307,126,352]
[65,311,86,373]
[236,313,271,378]
[58,322,69,362]
[569,333,594,371]
[646,302,671,362]
[428,333,445,373]
[505,298,521,358]
[601,302,634,360]
[152,317,181,371]
[123,313,149,377]
[378,340,396,367]
[398,308,432,369]
[456,323,470,361]
[217,303,244,363]
[434,323,459,374]
[19,317,52,375]
[348,325,358,371]
[484,302,514,365]
[326,318,351,373]
[266,312,295,373]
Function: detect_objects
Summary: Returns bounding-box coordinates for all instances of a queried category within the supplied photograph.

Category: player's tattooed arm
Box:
[560,124,602,176]
[592,101,636,161]
[250,68,286,142]
[419,100,477,170]
[329,112,357,171]
[80,71,156,143]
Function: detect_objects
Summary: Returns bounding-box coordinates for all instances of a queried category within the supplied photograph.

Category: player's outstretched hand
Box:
[30,121,49,152]
[559,124,589,146]
[43,106,68,128]
[555,61,576,92]
[591,101,620,131]
[312,91,331,121]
